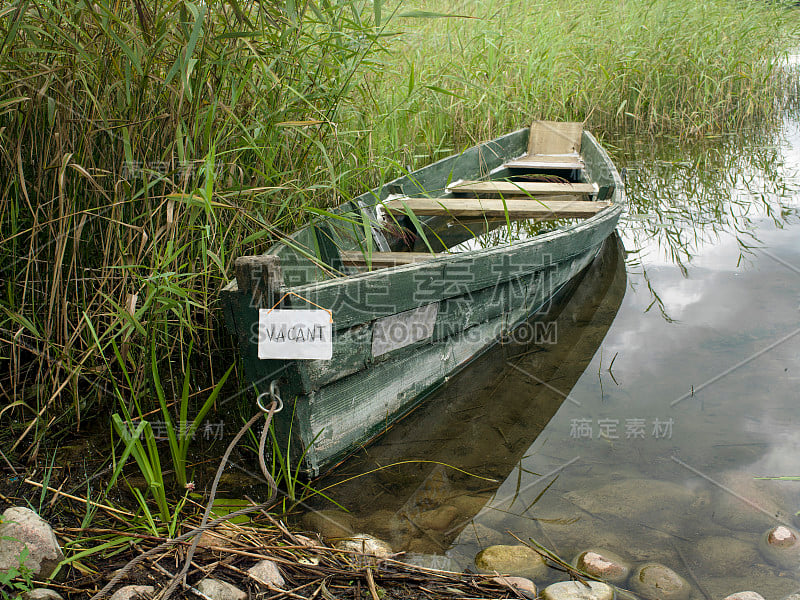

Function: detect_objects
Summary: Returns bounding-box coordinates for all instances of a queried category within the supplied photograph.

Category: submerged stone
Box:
[563,479,710,537]
[573,548,630,583]
[407,536,446,555]
[542,581,614,600]
[492,576,537,598]
[474,544,548,579]
[449,494,491,517]
[710,472,796,532]
[630,563,691,600]
[413,505,459,531]
[693,535,759,575]
[461,522,506,547]
[759,525,800,568]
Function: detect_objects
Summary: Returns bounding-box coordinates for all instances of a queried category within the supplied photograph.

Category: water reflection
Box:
[621,125,800,269]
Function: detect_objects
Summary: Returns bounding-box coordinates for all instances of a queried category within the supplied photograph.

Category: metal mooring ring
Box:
[257,381,283,414]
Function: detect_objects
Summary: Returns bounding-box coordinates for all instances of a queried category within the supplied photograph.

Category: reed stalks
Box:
[0,0,798,446]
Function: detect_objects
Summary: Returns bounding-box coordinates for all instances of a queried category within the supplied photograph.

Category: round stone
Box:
[760,525,800,569]
[630,563,692,600]
[474,544,548,579]
[542,581,615,600]
[414,505,459,531]
[0,507,64,579]
[492,576,537,598]
[247,559,285,588]
[724,593,765,600]
[573,548,630,583]
[196,578,247,600]
[767,526,797,548]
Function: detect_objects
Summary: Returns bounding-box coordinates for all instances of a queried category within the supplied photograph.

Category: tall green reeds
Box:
[0,0,798,446]
[0,0,391,444]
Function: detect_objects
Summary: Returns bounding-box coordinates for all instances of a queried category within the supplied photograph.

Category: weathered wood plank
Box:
[340,251,440,267]
[384,198,609,219]
[447,180,596,196]
[504,156,585,170]
[528,121,583,155]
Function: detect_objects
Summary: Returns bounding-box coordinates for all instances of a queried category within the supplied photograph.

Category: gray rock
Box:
[760,525,800,569]
[542,581,614,600]
[573,548,630,583]
[630,563,691,600]
[108,586,155,600]
[196,578,247,600]
[724,593,766,600]
[474,544,548,579]
[22,589,63,600]
[693,535,759,575]
[247,559,285,588]
[781,595,800,600]
[401,553,462,571]
[334,534,393,558]
[491,576,536,598]
[0,507,64,579]
[301,510,355,541]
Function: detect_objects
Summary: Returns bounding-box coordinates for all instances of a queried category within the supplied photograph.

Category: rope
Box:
[264,291,333,322]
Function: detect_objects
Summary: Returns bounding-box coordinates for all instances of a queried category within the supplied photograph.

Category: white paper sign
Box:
[257,309,333,360]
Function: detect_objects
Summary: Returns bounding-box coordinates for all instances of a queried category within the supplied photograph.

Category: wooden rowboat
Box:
[221,121,625,476]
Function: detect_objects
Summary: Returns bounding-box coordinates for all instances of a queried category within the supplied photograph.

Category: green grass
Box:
[0,0,799,453]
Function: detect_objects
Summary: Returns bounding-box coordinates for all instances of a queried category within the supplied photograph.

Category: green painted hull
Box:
[221,127,625,476]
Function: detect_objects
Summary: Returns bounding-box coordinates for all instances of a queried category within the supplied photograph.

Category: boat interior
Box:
[269,122,616,286]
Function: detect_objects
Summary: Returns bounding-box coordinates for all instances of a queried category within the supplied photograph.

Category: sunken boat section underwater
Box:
[222,122,625,475]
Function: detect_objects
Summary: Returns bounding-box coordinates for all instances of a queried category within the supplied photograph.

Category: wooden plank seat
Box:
[504,120,585,171]
[340,251,440,267]
[447,180,596,196]
[504,155,585,170]
[383,197,611,219]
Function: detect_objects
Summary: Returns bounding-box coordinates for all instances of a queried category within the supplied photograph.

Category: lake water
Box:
[305,116,800,598]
